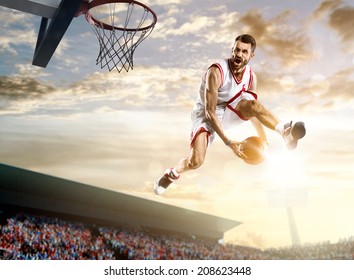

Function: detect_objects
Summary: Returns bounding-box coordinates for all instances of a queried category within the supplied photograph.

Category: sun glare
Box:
[263,147,307,188]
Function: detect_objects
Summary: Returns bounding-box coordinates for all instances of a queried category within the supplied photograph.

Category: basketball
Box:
[240,136,266,165]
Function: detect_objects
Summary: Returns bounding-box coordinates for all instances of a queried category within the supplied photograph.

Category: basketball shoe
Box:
[283,121,306,150]
[154,168,180,195]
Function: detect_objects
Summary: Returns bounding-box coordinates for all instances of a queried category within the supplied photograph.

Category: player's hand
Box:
[227,140,247,160]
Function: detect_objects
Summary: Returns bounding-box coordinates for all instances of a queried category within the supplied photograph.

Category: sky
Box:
[0,0,354,249]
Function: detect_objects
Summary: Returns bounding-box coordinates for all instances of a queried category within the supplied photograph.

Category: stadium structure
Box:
[0,163,241,241]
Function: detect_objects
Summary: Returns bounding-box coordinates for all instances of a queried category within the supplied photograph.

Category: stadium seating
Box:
[1,211,353,260]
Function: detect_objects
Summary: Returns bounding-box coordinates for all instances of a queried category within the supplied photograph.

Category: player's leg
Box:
[236,99,306,149]
[154,131,208,195]
[175,131,208,174]
[236,99,279,130]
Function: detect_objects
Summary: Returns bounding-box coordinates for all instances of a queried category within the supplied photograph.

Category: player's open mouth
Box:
[235,58,242,64]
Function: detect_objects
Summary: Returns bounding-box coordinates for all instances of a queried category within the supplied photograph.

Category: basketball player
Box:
[154,34,306,195]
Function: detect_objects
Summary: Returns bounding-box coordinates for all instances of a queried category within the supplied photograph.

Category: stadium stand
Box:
[1,209,354,260]
[0,163,240,241]
[1,163,353,260]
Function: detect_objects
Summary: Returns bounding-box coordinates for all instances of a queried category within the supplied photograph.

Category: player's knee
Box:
[237,100,260,118]
[247,100,261,112]
[187,157,204,170]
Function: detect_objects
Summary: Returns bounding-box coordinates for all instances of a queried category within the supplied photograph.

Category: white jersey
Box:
[190,59,257,146]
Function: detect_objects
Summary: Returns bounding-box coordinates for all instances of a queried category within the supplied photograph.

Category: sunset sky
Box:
[1,0,354,249]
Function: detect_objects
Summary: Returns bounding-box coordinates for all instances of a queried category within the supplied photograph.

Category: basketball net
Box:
[85,1,157,72]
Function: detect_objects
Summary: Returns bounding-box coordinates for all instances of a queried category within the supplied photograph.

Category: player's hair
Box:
[235,34,256,52]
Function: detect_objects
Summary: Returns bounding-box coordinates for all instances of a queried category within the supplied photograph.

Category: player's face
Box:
[231,41,254,71]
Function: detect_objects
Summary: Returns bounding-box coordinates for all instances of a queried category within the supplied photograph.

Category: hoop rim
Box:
[85,0,157,32]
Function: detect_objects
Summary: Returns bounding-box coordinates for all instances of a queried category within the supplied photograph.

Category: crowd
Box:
[0,212,114,260]
[1,211,353,260]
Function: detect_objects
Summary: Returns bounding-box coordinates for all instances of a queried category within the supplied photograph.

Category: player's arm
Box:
[249,71,268,143]
[204,66,230,145]
[205,67,244,158]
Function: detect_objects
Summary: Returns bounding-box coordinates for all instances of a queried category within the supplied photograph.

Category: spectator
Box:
[1,211,353,260]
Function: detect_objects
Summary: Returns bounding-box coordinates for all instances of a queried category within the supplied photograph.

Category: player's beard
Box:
[232,56,249,72]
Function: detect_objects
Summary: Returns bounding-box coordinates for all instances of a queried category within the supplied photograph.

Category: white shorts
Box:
[190,90,257,147]
[222,90,257,130]
[190,105,223,147]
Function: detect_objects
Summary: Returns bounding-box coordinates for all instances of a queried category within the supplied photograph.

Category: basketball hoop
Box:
[78,0,157,72]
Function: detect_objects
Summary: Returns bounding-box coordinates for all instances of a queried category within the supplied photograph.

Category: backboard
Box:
[0,0,83,67]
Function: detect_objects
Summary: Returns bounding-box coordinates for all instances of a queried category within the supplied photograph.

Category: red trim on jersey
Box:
[248,68,253,90]
[190,127,210,148]
[226,89,243,105]
[244,90,258,100]
[226,90,258,121]
[228,59,246,85]
[226,89,246,120]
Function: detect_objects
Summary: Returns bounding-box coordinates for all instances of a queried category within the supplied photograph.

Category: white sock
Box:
[275,121,286,135]
[171,168,180,179]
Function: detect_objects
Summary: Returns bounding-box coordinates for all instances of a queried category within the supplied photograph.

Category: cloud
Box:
[169,16,216,36]
[0,6,74,74]
[146,0,190,5]
[312,0,342,19]
[0,66,201,115]
[178,7,317,69]
[153,14,215,39]
[294,66,354,112]
[238,9,315,68]
[0,108,191,191]
[0,28,37,56]
[0,7,37,55]
[1,6,31,26]
[61,66,200,110]
[15,63,52,79]
[253,62,354,115]
[0,76,55,100]
[150,5,318,72]
[312,1,354,52]
[0,76,56,114]
[328,6,354,44]
[320,67,354,100]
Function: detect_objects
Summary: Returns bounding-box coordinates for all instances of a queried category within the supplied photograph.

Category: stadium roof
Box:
[0,163,241,240]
